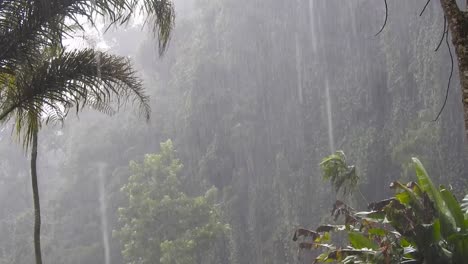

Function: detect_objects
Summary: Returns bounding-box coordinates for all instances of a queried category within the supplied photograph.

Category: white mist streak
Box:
[308,0,317,54]
[97,163,110,264]
[295,33,303,104]
[325,81,335,153]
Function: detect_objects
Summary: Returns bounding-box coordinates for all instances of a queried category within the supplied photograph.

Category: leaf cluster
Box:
[296,157,468,263]
[320,151,358,197]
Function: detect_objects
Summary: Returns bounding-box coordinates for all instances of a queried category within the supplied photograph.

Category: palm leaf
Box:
[0,0,174,66]
[0,48,150,148]
[320,151,358,196]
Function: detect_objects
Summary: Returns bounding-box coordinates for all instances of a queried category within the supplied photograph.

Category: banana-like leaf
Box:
[412,158,456,237]
[440,188,465,231]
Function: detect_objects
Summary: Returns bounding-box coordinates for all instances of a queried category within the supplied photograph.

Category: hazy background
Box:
[1,0,467,263]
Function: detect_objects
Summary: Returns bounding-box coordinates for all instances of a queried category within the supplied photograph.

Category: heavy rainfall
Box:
[1,0,468,263]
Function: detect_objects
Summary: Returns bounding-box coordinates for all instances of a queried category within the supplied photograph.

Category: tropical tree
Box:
[0,1,174,263]
[115,140,231,264]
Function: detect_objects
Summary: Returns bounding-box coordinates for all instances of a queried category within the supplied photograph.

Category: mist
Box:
[1,0,467,263]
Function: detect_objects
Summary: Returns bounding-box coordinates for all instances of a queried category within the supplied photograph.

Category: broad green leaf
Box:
[440,188,465,231]
[348,232,378,250]
[432,219,441,241]
[412,158,439,200]
[400,237,412,247]
[391,181,424,213]
[368,228,387,236]
[412,158,456,236]
[396,191,411,205]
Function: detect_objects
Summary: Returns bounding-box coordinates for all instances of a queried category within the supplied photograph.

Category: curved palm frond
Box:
[0,0,174,69]
[1,48,150,148]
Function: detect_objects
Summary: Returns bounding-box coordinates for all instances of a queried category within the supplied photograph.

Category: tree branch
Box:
[435,15,447,52]
[434,29,454,121]
[375,0,388,36]
[420,0,432,16]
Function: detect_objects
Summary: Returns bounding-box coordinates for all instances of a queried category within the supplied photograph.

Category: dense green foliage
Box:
[295,154,468,263]
[115,140,230,264]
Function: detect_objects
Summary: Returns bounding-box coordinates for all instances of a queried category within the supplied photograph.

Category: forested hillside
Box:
[0,0,467,263]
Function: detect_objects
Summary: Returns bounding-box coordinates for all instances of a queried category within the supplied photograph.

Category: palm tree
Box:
[0,1,174,263]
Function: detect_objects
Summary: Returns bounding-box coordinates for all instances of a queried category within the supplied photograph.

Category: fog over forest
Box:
[1,0,468,263]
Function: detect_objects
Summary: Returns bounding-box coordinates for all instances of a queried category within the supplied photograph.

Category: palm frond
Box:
[320,151,359,196]
[1,48,150,148]
[0,0,172,148]
[0,0,174,67]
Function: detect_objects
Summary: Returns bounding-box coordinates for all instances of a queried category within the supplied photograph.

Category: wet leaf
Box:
[368,228,387,236]
[461,194,468,214]
[293,228,319,241]
[355,211,386,221]
[316,225,346,233]
[368,198,397,211]
[348,232,378,250]
[440,188,465,231]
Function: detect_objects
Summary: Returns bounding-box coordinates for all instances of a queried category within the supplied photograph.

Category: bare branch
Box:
[419,0,432,16]
[435,15,447,52]
[433,30,454,122]
[375,0,388,36]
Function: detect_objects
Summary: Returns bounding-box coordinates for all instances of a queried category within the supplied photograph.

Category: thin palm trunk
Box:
[31,130,42,264]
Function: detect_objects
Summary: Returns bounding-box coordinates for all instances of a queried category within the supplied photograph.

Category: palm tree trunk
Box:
[31,130,42,264]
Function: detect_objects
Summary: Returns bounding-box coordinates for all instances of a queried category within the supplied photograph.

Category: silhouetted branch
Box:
[375,0,388,36]
[433,30,454,122]
[419,0,432,16]
[435,16,447,52]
